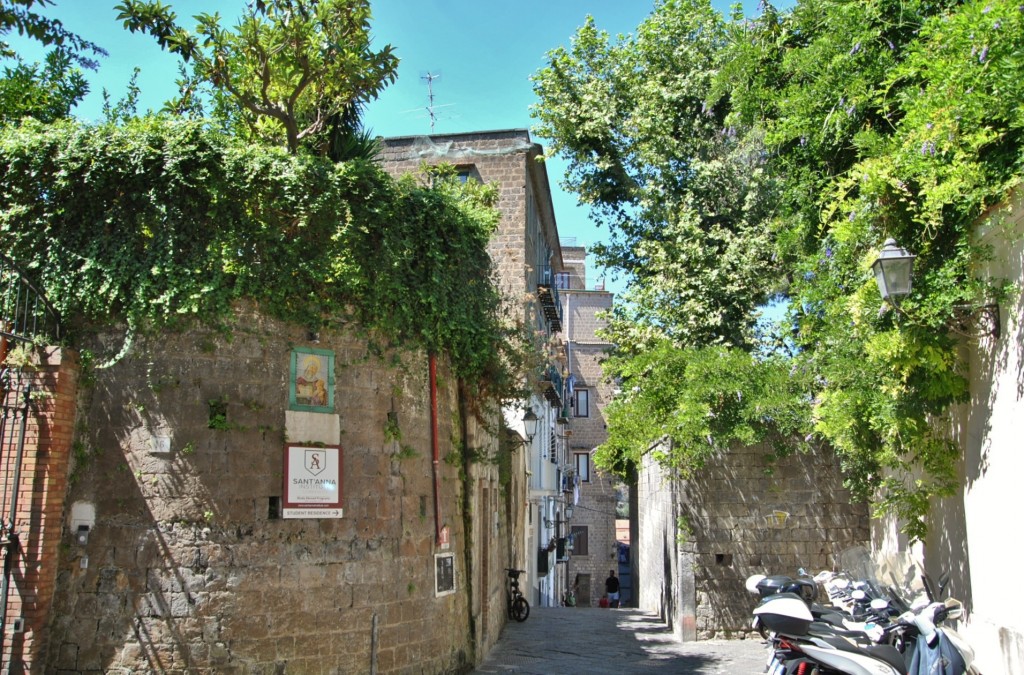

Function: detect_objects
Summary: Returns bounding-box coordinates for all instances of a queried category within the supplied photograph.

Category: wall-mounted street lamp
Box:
[871,238,916,304]
[522,409,539,443]
[543,501,574,530]
[872,238,1000,338]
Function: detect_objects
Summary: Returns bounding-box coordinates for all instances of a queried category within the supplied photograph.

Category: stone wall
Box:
[637,450,687,639]
[379,130,563,608]
[638,440,869,640]
[45,305,505,674]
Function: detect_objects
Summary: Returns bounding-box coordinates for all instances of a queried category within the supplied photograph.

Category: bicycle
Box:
[505,568,530,622]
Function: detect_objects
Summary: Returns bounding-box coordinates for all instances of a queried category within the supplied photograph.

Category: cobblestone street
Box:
[473,607,768,674]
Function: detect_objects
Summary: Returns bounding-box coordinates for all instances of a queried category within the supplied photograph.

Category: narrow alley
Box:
[472,607,767,674]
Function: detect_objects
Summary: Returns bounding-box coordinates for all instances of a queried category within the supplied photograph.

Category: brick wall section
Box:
[639,440,869,639]
[44,306,498,674]
[378,130,562,327]
[379,130,565,609]
[1,347,78,673]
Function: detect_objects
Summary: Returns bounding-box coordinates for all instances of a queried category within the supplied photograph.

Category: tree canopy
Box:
[533,0,1024,540]
[116,0,398,154]
[1,0,108,124]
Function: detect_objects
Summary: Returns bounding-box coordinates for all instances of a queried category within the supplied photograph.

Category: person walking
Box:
[604,569,620,608]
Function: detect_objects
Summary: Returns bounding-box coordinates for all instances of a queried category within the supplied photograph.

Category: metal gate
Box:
[0,254,61,654]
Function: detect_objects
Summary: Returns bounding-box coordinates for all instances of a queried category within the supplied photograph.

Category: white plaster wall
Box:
[956,194,1024,674]
[637,445,685,639]
[867,192,1024,672]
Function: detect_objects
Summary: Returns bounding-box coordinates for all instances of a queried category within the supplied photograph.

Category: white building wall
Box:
[875,192,1024,673]
[955,195,1024,673]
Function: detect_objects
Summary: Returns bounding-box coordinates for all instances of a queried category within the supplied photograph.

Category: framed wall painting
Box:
[289,347,335,413]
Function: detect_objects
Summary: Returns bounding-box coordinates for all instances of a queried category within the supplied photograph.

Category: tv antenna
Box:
[401,71,455,132]
[423,71,441,133]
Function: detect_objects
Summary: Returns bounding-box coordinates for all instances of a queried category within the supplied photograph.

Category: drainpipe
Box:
[429,353,442,545]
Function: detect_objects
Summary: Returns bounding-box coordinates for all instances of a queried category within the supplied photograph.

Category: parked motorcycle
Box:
[747,547,979,675]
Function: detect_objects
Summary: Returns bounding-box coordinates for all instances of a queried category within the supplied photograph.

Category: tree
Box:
[1,0,105,68]
[532,1,783,352]
[116,0,398,154]
[534,0,1024,541]
[0,46,88,123]
[1,0,107,124]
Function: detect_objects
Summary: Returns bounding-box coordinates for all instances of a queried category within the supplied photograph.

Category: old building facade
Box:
[379,130,574,611]
[557,246,619,608]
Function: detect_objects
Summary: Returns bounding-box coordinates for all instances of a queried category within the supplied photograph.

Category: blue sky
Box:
[7,0,768,295]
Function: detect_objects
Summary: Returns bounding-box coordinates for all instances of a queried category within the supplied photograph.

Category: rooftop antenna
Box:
[422,71,440,133]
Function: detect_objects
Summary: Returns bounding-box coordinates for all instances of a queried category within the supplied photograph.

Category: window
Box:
[575,452,590,482]
[574,389,589,418]
[570,525,589,556]
[555,272,571,289]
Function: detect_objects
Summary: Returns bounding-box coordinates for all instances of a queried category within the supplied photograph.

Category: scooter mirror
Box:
[851,590,867,601]
[870,598,889,611]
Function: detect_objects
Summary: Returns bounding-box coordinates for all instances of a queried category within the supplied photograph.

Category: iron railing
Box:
[0,254,62,348]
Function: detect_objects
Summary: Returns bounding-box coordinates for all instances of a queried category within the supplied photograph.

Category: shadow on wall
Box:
[934,211,1024,618]
[45,315,467,673]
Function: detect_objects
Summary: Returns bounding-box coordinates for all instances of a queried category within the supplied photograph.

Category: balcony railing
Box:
[537,265,563,333]
[539,364,562,409]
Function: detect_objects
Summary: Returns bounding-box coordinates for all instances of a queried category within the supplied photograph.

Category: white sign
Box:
[283,444,343,518]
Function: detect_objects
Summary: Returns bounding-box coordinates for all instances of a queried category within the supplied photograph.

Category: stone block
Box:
[284,411,341,446]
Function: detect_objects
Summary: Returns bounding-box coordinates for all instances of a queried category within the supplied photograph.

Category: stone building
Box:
[379,130,574,611]
[557,246,620,608]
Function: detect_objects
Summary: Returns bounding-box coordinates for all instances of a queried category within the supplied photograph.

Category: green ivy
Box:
[0,117,528,399]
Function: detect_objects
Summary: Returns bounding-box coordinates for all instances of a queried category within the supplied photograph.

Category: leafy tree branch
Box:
[115,0,397,153]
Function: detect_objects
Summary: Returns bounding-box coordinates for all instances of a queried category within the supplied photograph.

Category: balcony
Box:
[537,265,563,333]
[539,365,563,409]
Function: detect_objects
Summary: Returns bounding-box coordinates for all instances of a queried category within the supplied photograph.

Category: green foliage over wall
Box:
[0,117,524,398]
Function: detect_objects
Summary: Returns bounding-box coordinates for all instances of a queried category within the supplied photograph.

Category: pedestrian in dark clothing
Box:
[605,570,620,608]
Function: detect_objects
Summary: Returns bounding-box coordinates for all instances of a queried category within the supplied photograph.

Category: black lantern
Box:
[522,409,539,443]
[871,238,916,303]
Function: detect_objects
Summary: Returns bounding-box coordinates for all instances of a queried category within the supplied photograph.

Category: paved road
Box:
[473,607,768,674]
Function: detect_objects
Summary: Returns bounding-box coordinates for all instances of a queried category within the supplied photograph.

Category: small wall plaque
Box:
[289,347,335,413]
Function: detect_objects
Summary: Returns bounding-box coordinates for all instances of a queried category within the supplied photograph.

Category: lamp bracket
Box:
[950,303,1000,339]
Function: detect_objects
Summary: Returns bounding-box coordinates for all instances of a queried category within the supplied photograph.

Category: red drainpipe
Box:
[429,353,442,545]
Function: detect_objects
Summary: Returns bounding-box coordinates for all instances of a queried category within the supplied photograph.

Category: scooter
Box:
[749,546,979,675]
[755,591,978,674]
